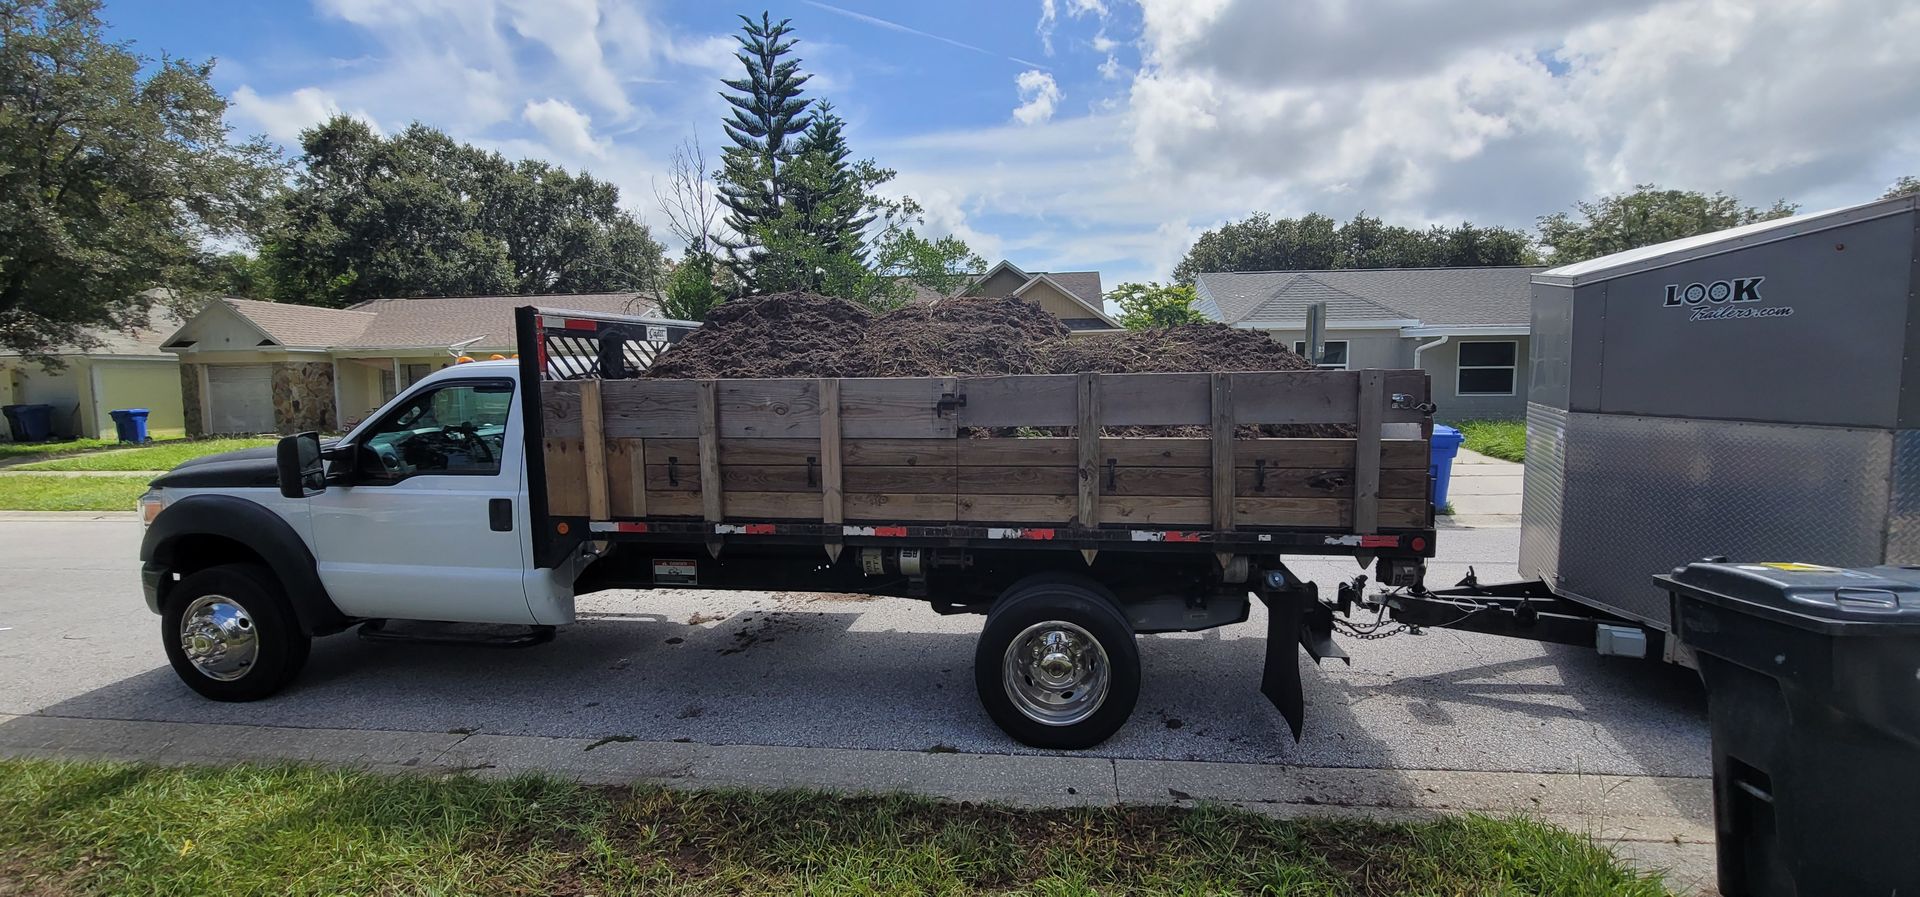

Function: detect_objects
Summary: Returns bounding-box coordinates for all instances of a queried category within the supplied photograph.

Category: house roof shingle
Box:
[221,298,376,348]
[1194,266,1543,328]
[335,292,657,350]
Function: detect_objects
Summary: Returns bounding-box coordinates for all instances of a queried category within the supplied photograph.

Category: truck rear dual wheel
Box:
[975,575,1141,750]
[161,564,311,702]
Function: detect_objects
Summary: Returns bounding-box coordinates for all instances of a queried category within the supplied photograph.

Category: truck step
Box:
[357,619,556,648]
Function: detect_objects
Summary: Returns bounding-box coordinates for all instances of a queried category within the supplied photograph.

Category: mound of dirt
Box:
[645,292,1314,379]
[643,292,1344,436]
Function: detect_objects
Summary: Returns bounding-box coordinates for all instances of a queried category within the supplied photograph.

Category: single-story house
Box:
[1193,267,1542,420]
[0,311,187,441]
[162,293,655,435]
[909,260,1120,331]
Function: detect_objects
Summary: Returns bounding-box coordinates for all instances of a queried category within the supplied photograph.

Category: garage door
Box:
[205,365,275,434]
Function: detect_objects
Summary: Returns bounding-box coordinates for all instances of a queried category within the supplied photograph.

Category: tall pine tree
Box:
[790,102,875,263]
[715,12,812,291]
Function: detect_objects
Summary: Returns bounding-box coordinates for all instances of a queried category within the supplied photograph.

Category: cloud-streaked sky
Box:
[108,0,1920,285]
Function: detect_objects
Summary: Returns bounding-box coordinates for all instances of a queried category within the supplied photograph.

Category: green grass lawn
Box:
[0,760,1672,896]
[0,474,152,511]
[12,437,274,471]
[0,434,186,463]
[1456,419,1527,463]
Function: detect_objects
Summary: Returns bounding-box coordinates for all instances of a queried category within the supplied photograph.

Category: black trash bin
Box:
[1658,561,1920,897]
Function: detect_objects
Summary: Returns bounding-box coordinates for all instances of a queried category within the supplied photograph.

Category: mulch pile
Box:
[644,292,1341,436]
[646,292,1315,379]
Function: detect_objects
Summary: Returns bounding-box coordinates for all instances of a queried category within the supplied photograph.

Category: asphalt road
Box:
[0,519,1710,777]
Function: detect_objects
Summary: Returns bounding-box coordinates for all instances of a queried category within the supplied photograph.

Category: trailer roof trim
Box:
[1536,193,1918,287]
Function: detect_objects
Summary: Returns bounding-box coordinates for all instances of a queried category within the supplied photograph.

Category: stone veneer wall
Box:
[179,363,205,437]
[272,361,336,433]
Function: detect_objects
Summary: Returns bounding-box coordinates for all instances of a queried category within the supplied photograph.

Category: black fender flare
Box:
[140,494,350,636]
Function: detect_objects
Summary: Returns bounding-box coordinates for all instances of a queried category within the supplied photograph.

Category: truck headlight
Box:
[138,489,168,526]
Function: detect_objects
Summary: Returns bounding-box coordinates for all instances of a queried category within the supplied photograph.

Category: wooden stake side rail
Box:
[542,370,1430,536]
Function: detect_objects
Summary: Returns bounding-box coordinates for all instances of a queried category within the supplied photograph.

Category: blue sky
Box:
[104,0,1920,286]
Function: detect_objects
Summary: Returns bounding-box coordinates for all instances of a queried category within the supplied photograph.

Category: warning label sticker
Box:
[653,559,698,585]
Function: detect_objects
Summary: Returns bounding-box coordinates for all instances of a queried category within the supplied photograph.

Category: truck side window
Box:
[358,380,514,479]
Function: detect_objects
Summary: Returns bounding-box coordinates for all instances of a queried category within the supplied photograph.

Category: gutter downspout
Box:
[1412,334,1450,374]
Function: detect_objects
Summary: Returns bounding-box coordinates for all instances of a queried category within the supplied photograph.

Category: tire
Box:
[161,563,311,701]
[975,575,1140,749]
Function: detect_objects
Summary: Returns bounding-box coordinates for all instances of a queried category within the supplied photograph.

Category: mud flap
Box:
[1256,577,1307,740]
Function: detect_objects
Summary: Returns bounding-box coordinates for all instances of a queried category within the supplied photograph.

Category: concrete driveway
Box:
[0,516,1718,890]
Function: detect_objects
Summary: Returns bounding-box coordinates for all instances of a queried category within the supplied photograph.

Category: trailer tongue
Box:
[516,305,1437,746]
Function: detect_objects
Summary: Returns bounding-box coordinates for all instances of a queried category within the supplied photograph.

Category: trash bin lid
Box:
[1430,424,1465,449]
[109,408,149,417]
[1658,562,1920,631]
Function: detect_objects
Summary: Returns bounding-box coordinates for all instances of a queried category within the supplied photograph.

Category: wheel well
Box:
[153,534,271,608]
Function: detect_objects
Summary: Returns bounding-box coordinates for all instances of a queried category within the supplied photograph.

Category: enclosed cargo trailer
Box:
[1518,193,1920,633]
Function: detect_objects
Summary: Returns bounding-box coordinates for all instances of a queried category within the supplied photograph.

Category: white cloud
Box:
[1098,54,1123,80]
[1012,70,1062,125]
[1037,0,1111,55]
[523,98,609,158]
[501,0,631,116]
[1091,31,1117,53]
[230,86,381,143]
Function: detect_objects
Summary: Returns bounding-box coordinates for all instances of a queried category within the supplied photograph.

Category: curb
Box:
[0,713,1717,889]
[0,510,141,521]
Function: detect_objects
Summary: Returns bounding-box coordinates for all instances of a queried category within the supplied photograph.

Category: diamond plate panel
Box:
[1553,413,1893,628]
[1887,430,1920,563]
[1517,403,1567,581]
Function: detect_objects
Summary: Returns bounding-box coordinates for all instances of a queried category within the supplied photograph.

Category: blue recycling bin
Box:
[109,408,151,444]
[3,403,55,442]
[1428,424,1465,509]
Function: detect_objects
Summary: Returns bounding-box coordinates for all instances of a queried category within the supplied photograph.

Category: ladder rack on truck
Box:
[515,305,1438,747]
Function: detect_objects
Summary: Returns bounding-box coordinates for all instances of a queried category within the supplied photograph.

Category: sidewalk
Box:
[0,713,1718,893]
[1443,447,1523,528]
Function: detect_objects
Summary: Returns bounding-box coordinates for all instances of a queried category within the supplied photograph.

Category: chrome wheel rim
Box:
[179,595,258,681]
[1002,620,1110,727]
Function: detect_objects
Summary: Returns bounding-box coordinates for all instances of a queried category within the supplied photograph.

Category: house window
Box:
[1457,341,1517,395]
[401,363,434,388]
[1291,340,1349,370]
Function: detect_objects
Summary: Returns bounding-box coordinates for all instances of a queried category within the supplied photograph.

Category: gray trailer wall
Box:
[1563,210,1917,427]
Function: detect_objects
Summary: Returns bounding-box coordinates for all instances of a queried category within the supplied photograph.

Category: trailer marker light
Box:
[556,522,569,535]
[1411,537,1427,551]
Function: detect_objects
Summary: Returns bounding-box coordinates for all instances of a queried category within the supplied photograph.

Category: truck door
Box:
[307,376,534,624]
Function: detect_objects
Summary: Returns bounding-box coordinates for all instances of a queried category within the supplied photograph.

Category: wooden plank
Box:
[1098,438,1427,469]
[541,437,588,517]
[578,379,609,519]
[1100,495,1211,526]
[846,492,957,521]
[844,438,958,467]
[606,438,647,517]
[1077,373,1099,527]
[719,379,819,438]
[600,379,701,438]
[1229,369,1428,424]
[1103,467,1210,496]
[844,466,958,493]
[648,490,823,519]
[1235,497,1427,529]
[1234,467,1426,499]
[1210,373,1234,532]
[958,493,1075,523]
[819,379,842,528]
[958,375,1076,427]
[541,381,584,437]
[696,381,722,524]
[1100,373,1210,426]
[961,438,1076,466]
[1354,370,1384,534]
[958,465,1076,494]
[840,378,954,438]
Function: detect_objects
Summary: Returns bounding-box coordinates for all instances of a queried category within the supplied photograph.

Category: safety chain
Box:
[1331,617,1410,640]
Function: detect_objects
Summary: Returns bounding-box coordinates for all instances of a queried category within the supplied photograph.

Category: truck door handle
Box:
[489,498,513,532]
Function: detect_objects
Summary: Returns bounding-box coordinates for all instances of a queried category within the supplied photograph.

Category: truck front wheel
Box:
[975,576,1140,749]
[161,564,311,702]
